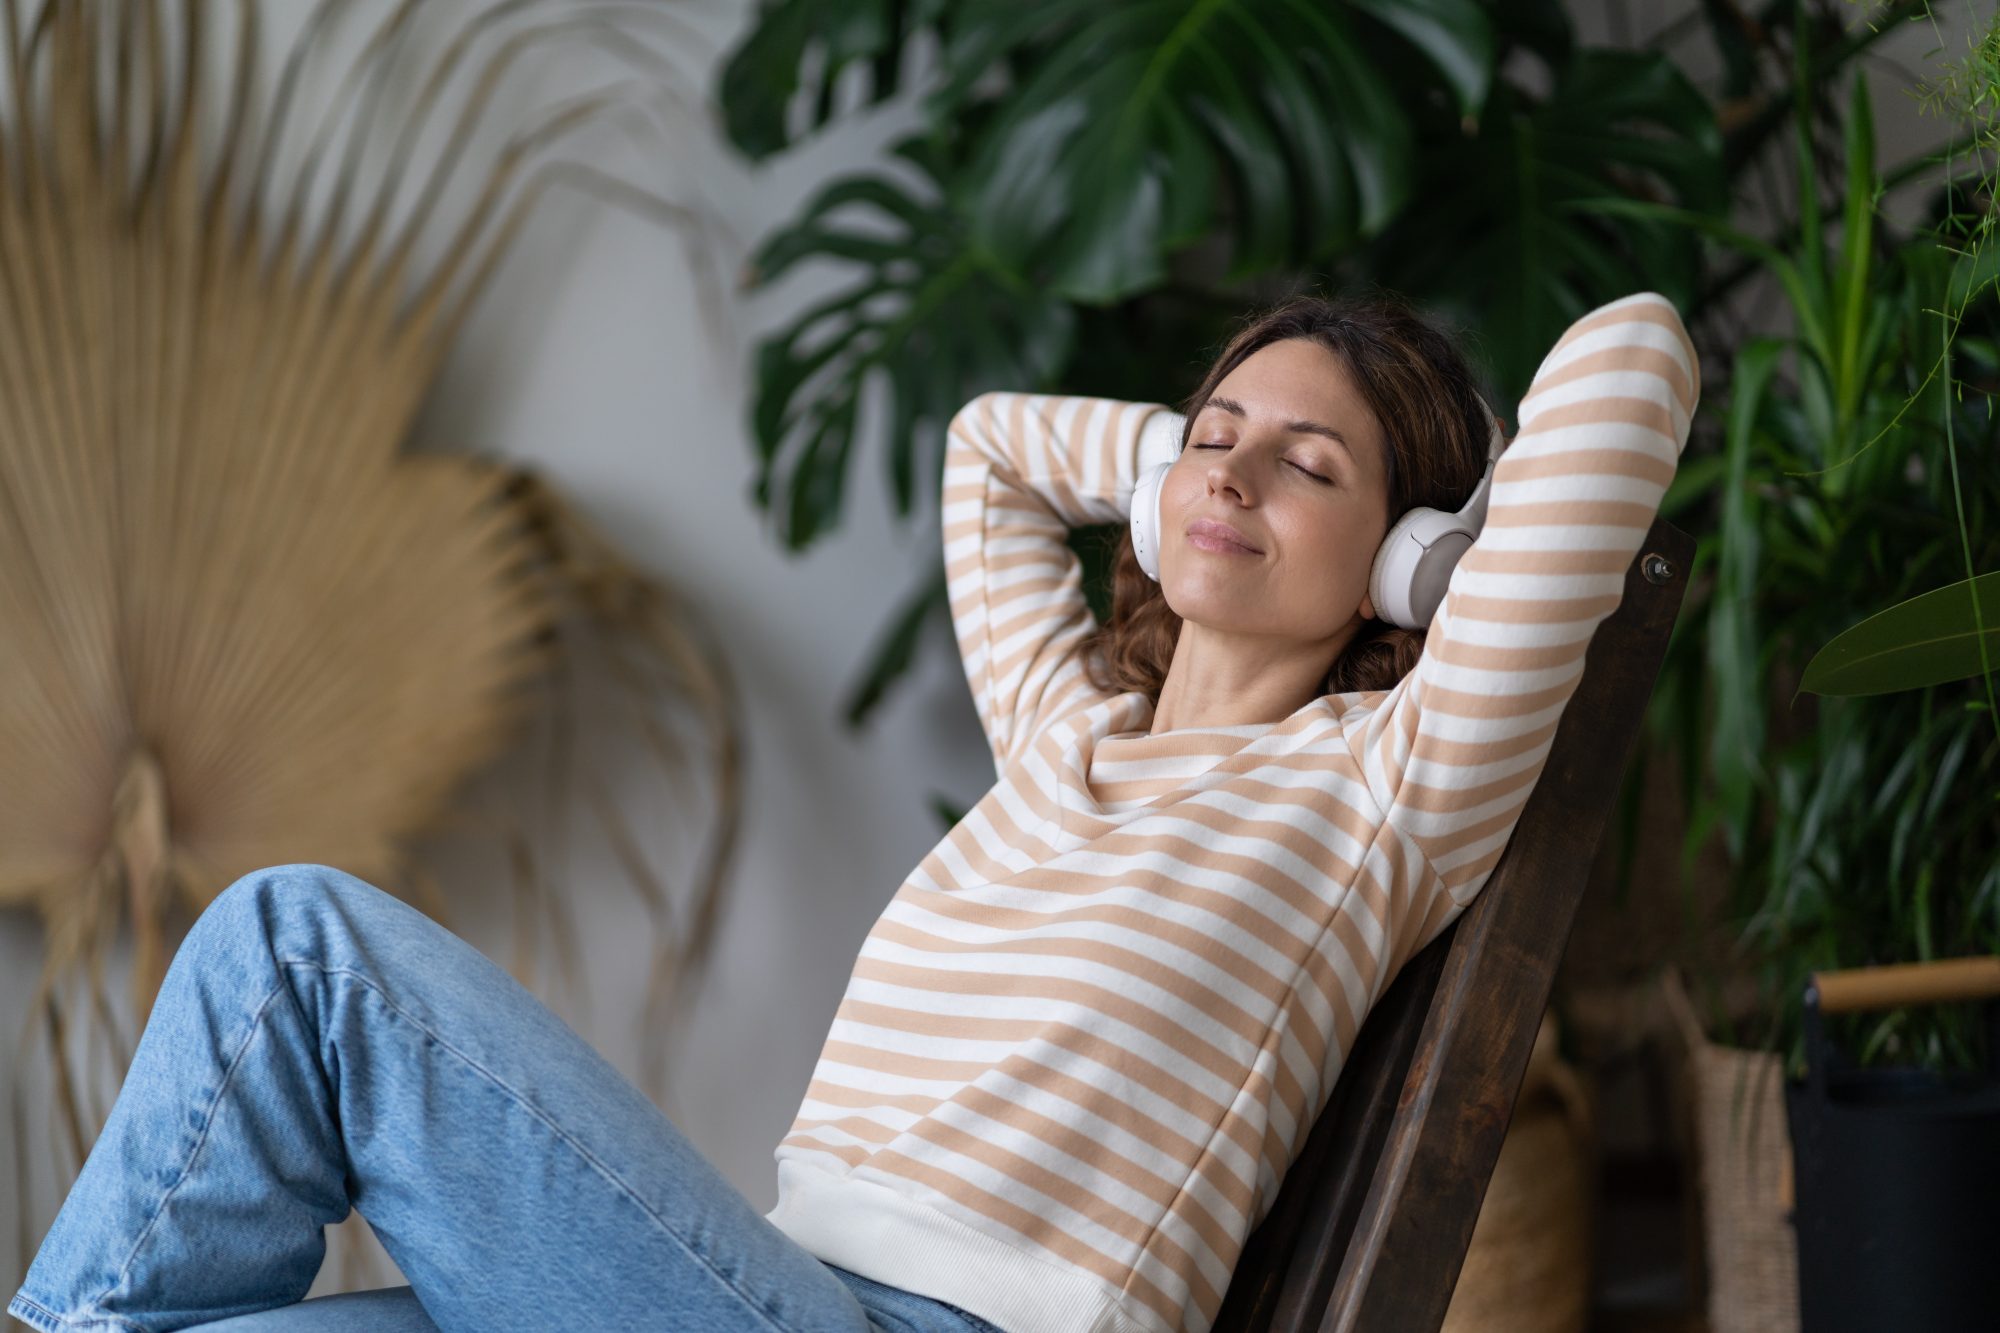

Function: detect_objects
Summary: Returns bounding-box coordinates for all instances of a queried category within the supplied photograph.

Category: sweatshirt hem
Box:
[764,1159,1156,1333]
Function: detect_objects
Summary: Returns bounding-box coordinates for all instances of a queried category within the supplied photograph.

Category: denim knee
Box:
[187,863,394,965]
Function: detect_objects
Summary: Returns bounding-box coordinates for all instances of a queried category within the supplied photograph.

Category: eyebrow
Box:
[1202,395,1354,462]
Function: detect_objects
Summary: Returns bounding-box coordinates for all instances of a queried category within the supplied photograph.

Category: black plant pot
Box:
[1784,959,2000,1333]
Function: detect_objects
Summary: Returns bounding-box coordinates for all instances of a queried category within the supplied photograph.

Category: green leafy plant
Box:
[1797,3,2000,713]
[1604,1,2000,1074]
[1349,42,1723,385]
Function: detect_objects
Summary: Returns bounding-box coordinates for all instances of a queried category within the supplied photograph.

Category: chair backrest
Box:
[1212,516,1696,1333]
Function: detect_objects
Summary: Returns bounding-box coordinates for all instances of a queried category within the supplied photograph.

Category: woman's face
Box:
[1159,337,1393,640]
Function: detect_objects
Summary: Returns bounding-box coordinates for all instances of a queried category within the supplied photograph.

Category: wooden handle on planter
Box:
[1811,956,2000,1015]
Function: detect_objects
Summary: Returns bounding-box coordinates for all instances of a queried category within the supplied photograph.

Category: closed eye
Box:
[1191,442,1331,484]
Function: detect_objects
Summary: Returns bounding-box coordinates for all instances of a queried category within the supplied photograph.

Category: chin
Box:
[1162,589,1270,634]
[1167,574,1359,640]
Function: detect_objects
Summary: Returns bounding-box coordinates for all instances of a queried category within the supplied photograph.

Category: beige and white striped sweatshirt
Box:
[764,291,1699,1333]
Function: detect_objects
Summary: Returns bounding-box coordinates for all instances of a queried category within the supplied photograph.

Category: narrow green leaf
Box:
[1707,338,1786,843]
[1832,68,1877,433]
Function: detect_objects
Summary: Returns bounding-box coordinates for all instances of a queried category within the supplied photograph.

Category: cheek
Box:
[1291,497,1374,560]
[1281,502,1381,602]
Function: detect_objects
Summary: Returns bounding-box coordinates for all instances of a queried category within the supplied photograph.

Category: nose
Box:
[1202,450,1252,504]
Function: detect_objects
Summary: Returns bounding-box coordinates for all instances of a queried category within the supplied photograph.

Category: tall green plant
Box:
[1799,3,2000,717]
[1597,3,2000,1073]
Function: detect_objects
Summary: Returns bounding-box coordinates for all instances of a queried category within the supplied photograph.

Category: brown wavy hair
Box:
[1079,286,1497,701]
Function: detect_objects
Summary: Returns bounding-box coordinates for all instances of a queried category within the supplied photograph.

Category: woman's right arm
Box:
[943,391,1183,774]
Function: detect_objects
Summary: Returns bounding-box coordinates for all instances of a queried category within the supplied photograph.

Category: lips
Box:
[1186,517,1262,554]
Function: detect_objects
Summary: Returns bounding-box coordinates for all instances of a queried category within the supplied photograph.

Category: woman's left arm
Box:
[1355,291,1701,938]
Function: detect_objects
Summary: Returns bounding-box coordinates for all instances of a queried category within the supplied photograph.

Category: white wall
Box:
[0,0,1975,1306]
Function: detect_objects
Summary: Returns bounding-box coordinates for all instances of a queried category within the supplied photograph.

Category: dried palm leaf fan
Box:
[0,0,743,1246]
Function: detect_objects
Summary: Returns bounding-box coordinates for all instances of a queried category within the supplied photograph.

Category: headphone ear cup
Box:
[1131,460,1172,582]
[1369,407,1504,629]
[1369,508,1475,629]
[1367,511,1422,628]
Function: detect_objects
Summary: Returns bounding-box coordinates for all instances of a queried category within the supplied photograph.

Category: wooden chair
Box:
[1212,516,1696,1333]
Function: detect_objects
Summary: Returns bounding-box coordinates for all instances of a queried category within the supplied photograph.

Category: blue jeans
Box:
[8,864,1002,1333]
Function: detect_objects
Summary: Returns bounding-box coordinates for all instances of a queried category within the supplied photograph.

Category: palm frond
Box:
[0,0,742,1283]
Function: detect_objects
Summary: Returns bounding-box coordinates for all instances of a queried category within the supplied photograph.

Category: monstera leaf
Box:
[720,0,953,159]
[1361,46,1724,392]
[744,134,1076,549]
[939,0,1496,302]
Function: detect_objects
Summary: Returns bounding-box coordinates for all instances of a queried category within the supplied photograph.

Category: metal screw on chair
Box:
[1641,552,1674,584]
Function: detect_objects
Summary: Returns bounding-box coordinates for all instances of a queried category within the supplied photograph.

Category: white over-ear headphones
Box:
[1129,396,1507,630]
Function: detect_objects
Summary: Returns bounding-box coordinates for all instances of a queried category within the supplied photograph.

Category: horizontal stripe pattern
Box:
[769,292,1699,1333]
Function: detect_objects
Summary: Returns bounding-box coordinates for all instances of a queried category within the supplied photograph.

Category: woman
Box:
[10,288,1698,1333]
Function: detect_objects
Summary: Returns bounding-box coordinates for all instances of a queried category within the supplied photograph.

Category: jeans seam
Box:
[10,1288,146,1331]
[91,979,293,1319]
[273,959,798,1333]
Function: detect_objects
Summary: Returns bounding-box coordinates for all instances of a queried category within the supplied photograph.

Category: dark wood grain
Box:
[1210,517,1694,1333]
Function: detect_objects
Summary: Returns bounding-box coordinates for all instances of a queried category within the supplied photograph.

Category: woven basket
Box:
[1441,1011,1594,1333]
[1663,969,1801,1333]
